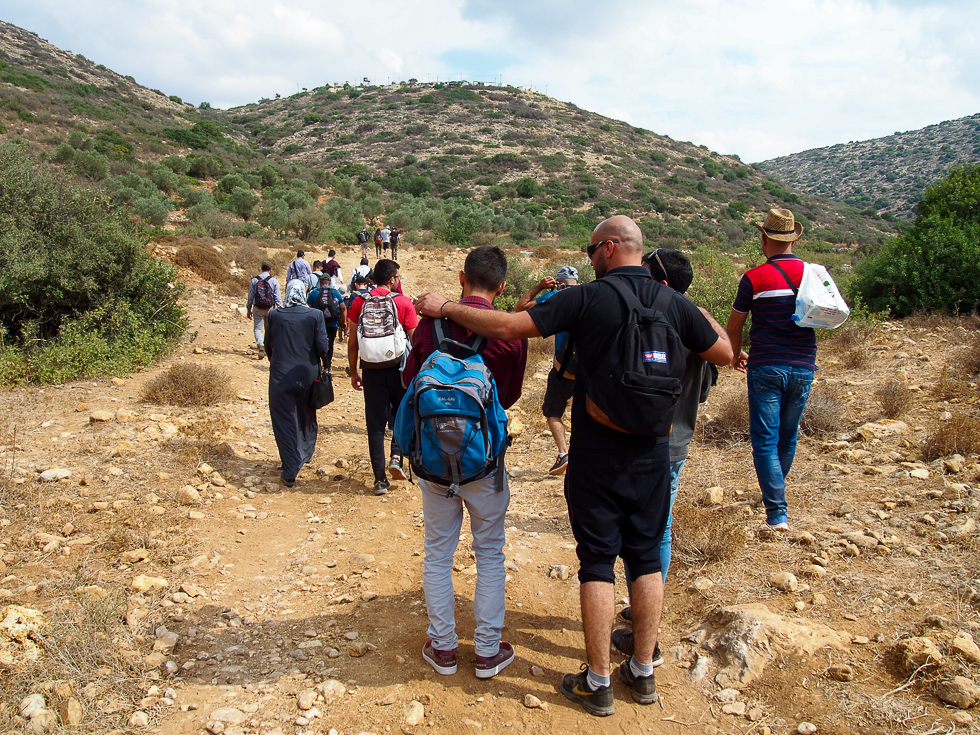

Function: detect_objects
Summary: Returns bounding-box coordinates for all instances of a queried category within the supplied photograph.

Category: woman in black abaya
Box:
[265,279,329,486]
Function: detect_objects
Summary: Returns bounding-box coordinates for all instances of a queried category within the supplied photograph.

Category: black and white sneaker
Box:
[388,456,407,481]
[548,453,568,475]
[559,664,614,717]
[374,479,390,496]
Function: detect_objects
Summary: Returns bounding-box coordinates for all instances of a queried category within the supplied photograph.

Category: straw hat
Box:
[755,208,802,242]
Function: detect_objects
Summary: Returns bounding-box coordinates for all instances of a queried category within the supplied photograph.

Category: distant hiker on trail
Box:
[349,257,372,291]
[308,273,347,364]
[612,247,722,661]
[357,227,371,259]
[400,245,528,681]
[305,260,323,293]
[389,226,400,259]
[346,259,419,496]
[374,228,383,258]
[286,249,312,284]
[246,260,282,357]
[265,280,329,488]
[381,225,391,255]
[414,216,732,717]
[514,264,580,476]
[323,249,343,289]
[726,207,815,535]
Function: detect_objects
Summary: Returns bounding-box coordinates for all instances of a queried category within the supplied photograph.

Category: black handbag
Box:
[309,367,334,409]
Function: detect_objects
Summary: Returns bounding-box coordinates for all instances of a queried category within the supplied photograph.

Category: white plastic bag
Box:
[792,263,849,329]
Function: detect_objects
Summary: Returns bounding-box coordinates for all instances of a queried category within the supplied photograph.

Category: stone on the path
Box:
[120,549,149,563]
[842,531,878,550]
[945,454,966,474]
[797,723,817,735]
[704,604,849,688]
[714,688,739,703]
[523,694,547,710]
[691,577,714,593]
[209,707,246,724]
[20,694,45,719]
[722,702,746,716]
[153,626,178,651]
[188,510,205,520]
[800,564,828,578]
[316,680,346,702]
[530,665,544,677]
[177,486,202,506]
[701,486,724,505]
[404,700,425,725]
[949,518,977,539]
[129,711,149,727]
[895,637,944,674]
[937,676,980,709]
[116,408,136,422]
[61,696,84,725]
[950,633,980,664]
[89,411,114,423]
[855,420,906,440]
[296,690,316,710]
[548,565,569,580]
[111,377,126,386]
[909,468,930,480]
[827,664,855,681]
[38,469,71,482]
[349,641,372,657]
[350,553,375,567]
[769,572,798,592]
[951,711,974,725]
[131,575,168,593]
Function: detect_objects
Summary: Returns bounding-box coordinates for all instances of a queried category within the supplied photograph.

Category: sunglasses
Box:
[587,238,619,259]
[643,248,667,277]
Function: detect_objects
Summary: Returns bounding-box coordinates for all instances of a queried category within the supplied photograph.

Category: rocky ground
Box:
[2,242,980,735]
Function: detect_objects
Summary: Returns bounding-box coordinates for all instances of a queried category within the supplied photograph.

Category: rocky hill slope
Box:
[0,19,897,247]
[759,113,980,219]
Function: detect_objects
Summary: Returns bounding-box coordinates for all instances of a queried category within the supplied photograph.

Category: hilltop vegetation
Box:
[0,20,896,256]
[759,113,980,219]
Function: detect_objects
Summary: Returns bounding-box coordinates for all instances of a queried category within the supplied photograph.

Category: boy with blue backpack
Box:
[396,246,527,680]
[307,274,346,364]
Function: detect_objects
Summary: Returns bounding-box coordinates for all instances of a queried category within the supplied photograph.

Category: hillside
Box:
[759,113,980,219]
[0,19,897,250]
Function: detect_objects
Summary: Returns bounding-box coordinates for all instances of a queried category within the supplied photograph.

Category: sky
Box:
[2,0,979,162]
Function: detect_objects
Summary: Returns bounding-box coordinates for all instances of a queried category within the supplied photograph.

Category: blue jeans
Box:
[624,457,685,596]
[747,365,813,526]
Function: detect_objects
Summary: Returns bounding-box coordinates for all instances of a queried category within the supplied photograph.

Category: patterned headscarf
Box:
[284,279,308,307]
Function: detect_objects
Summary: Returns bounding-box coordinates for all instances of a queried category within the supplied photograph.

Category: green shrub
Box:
[186,153,225,179]
[224,187,260,220]
[72,150,110,180]
[0,145,185,383]
[686,249,743,323]
[515,177,539,198]
[855,164,980,315]
[163,120,224,149]
[161,155,190,175]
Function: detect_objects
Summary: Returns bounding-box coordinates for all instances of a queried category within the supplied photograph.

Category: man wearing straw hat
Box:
[726,208,816,535]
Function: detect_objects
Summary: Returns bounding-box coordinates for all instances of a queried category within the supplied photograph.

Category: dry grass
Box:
[951,334,980,378]
[922,414,980,461]
[840,345,869,369]
[532,244,558,259]
[875,378,914,419]
[269,250,294,277]
[527,335,555,363]
[174,244,227,283]
[702,389,750,443]
[672,500,748,564]
[801,383,847,436]
[932,367,975,401]
[140,363,234,407]
[233,241,268,275]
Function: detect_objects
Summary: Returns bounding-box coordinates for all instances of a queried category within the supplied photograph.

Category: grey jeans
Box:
[252,306,271,347]
[420,472,510,657]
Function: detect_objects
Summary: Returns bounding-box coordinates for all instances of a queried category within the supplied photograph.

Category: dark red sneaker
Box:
[475,641,514,679]
[422,640,457,675]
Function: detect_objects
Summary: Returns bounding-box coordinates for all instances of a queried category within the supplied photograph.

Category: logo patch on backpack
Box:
[643,350,667,364]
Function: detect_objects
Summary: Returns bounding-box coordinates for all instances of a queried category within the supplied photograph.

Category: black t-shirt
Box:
[528,266,718,451]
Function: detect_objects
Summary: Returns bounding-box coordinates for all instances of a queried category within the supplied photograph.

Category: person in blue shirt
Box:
[515,265,580,475]
[307,274,347,364]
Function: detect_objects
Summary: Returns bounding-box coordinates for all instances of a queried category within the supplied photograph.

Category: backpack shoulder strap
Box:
[434,317,486,358]
[769,260,799,296]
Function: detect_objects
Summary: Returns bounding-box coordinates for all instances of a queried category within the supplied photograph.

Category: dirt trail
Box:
[2,244,980,735]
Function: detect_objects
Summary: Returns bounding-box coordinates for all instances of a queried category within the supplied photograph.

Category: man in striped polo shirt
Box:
[726,208,815,533]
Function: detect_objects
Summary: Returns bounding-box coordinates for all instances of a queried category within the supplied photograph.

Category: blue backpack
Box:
[394,319,509,497]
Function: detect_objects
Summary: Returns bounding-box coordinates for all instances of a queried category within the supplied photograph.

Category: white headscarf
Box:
[284,279,308,307]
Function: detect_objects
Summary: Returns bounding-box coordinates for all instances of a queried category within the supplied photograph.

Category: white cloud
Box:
[1,0,978,159]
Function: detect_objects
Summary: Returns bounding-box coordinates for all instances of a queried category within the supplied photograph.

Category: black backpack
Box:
[254,274,275,308]
[563,278,684,436]
[316,287,342,321]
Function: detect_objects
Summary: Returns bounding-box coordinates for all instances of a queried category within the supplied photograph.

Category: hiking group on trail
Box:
[247,207,837,716]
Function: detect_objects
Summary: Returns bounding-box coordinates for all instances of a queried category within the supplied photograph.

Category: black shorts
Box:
[541,368,575,418]
[564,441,670,584]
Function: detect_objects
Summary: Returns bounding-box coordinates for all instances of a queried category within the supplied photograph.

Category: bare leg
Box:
[629,572,663,664]
[580,581,614,675]
[547,416,568,455]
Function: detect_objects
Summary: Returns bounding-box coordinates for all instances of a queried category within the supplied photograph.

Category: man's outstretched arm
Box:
[415,293,541,341]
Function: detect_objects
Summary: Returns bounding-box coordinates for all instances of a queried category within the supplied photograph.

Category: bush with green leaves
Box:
[514,177,540,198]
[0,144,186,384]
[224,187,260,220]
[217,173,251,194]
[72,150,110,180]
[160,155,190,175]
[855,163,980,315]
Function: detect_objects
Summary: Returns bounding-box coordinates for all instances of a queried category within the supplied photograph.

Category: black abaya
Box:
[265,306,330,482]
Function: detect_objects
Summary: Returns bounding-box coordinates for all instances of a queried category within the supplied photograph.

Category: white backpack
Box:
[357,293,407,367]
[773,261,850,330]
